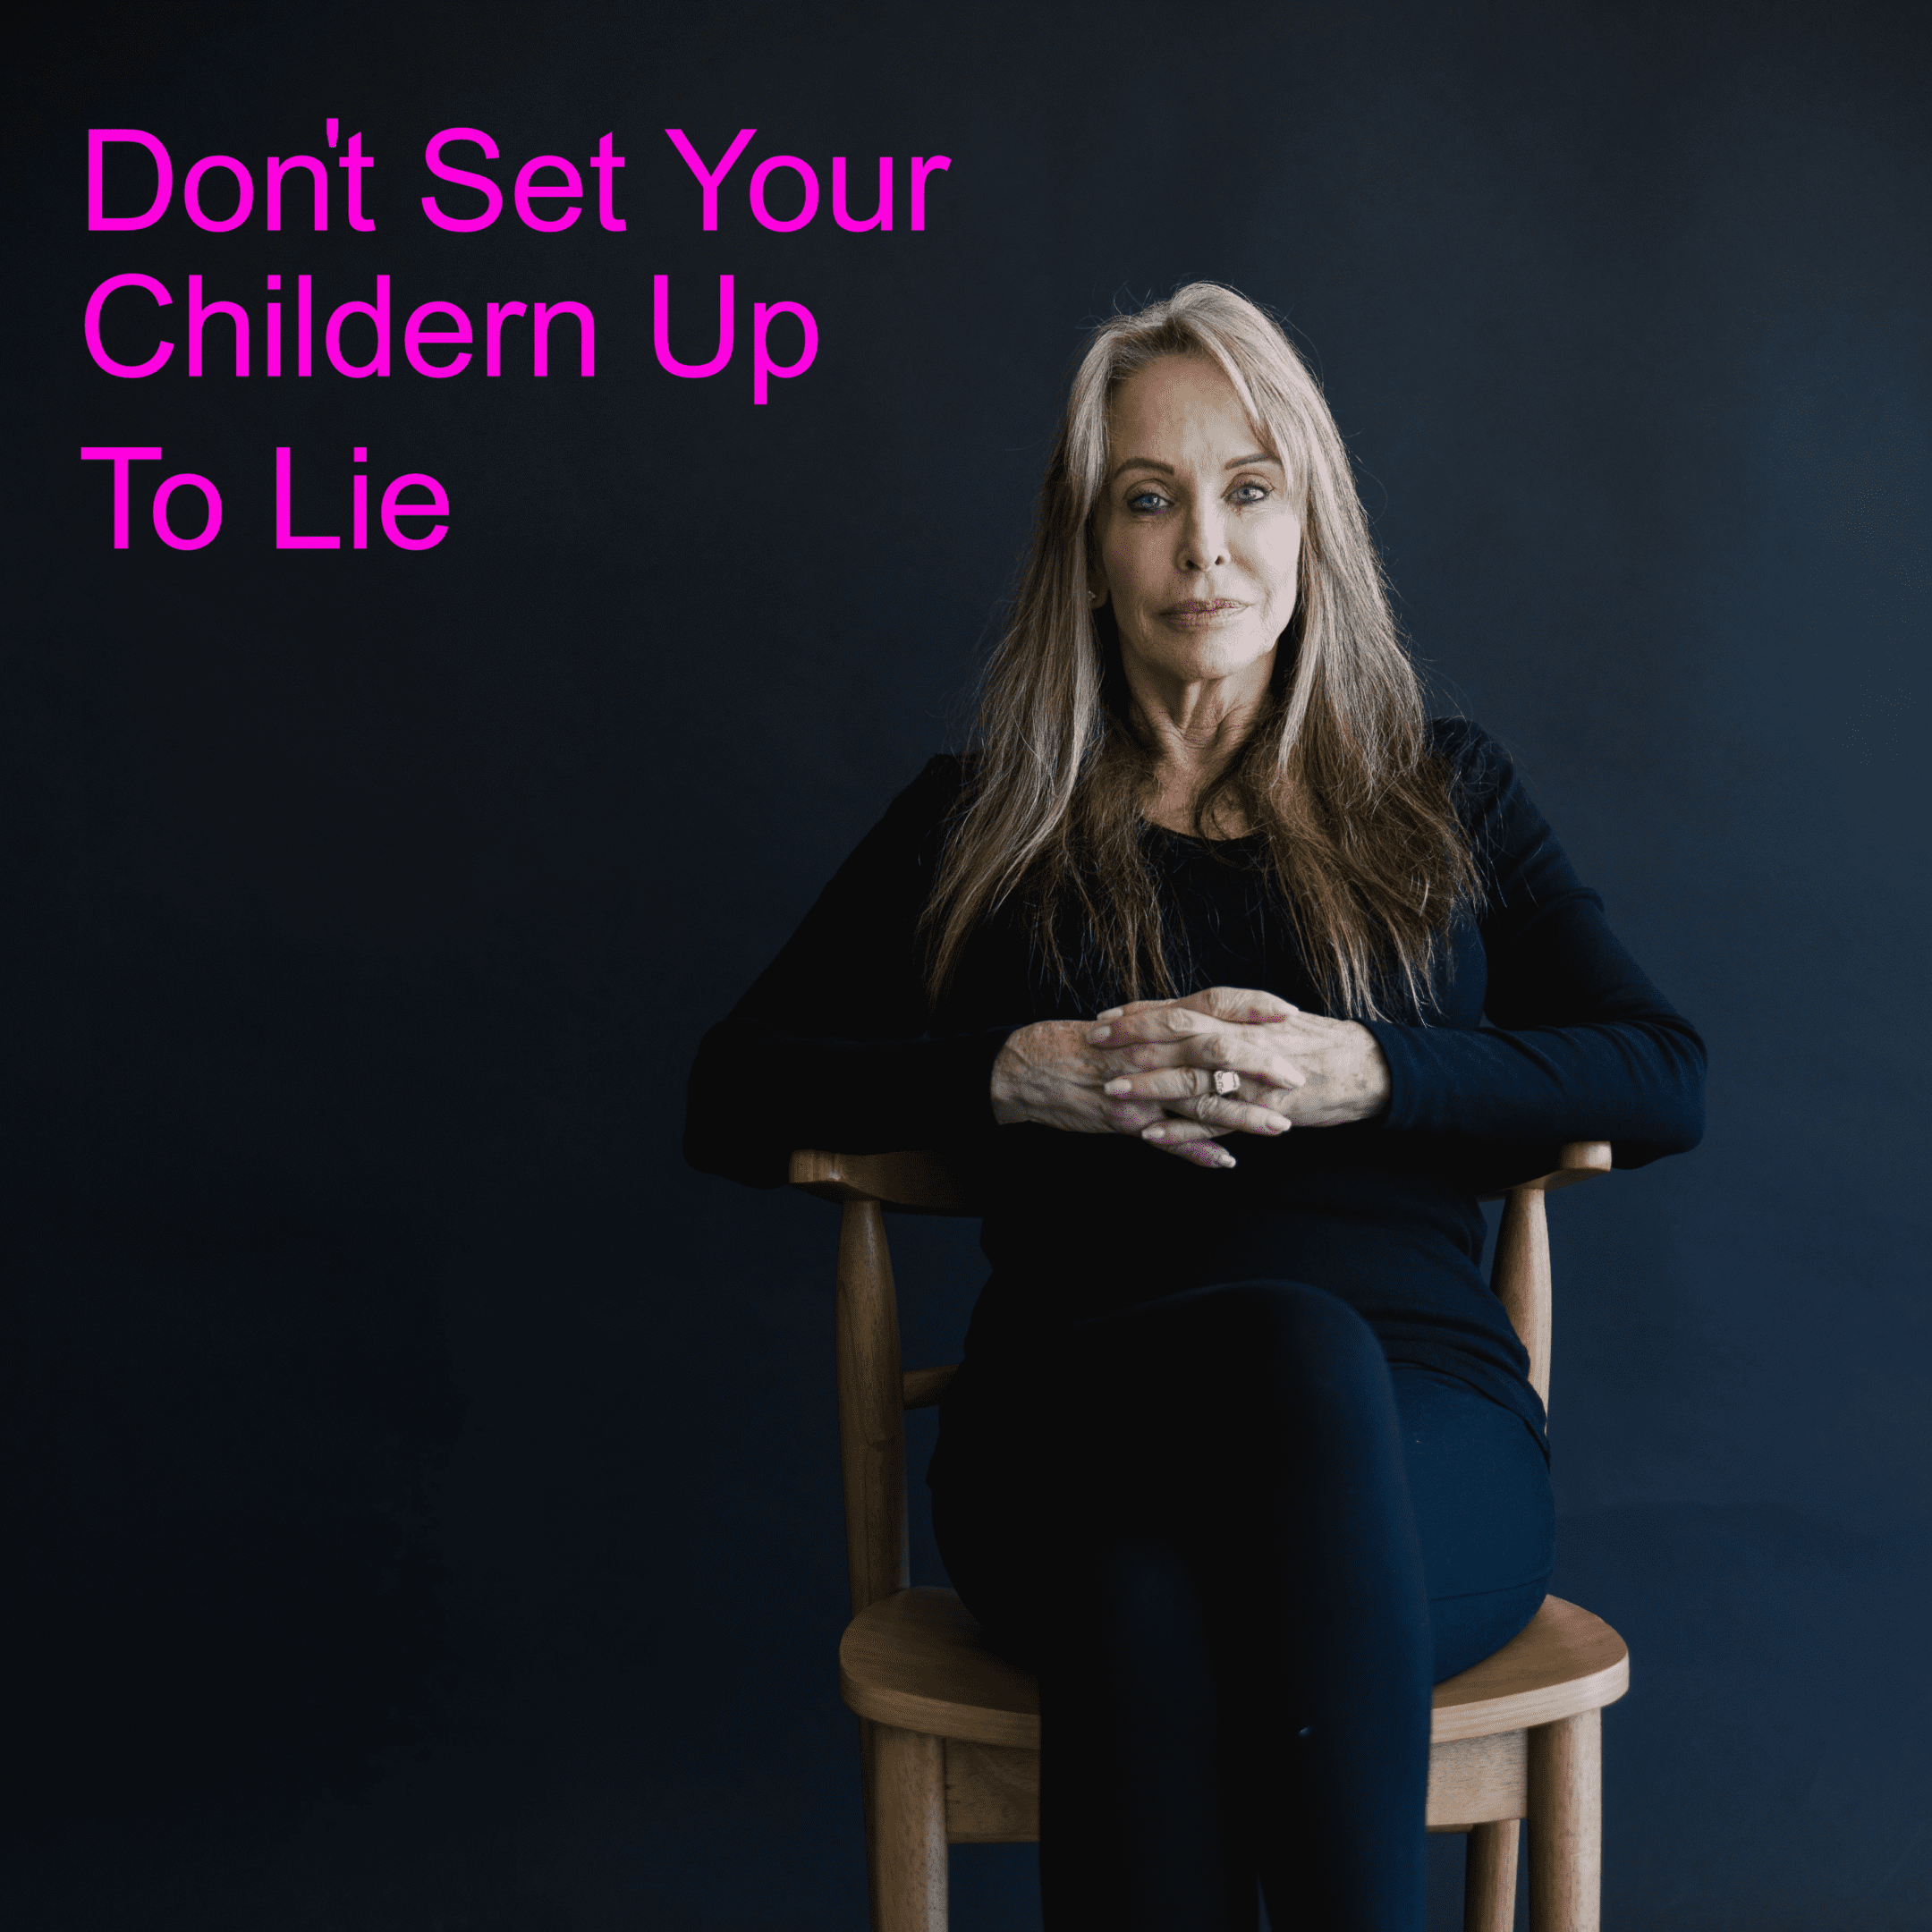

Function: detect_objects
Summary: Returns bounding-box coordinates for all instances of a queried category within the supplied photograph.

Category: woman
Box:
[685,283,1703,1930]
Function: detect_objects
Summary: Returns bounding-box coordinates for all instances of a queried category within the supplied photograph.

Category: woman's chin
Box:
[1129,631,1275,691]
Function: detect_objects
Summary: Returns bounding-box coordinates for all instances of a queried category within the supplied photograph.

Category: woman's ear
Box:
[1084,510,1112,610]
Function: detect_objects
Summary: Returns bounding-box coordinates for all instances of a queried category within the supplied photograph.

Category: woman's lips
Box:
[1160,598,1249,627]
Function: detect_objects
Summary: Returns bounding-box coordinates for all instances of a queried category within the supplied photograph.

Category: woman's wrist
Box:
[988,1028,1037,1126]
[1271,1019,1393,1128]
[1342,1021,1394,1122]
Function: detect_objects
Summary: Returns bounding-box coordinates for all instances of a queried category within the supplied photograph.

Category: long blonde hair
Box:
[922,283,1478,1019]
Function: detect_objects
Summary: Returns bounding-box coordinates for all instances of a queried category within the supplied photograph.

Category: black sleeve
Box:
[682,758,1023,1189]
[1360,724,1707,1168]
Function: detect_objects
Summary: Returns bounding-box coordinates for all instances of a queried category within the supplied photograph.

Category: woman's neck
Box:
[1124,659,1273,838]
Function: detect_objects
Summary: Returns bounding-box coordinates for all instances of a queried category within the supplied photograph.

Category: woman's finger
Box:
[1088,1006,1286,1049]
[1089,986,1298,1035]
[1183,985,1300,1025]
[1088,1004,1200,1043]
[1099,1093,1168,1134]
[1140,1091,1292,1139]
[1101,1064,1296,1114]
[1098,1038,1307,1092]
[1139,1114,1235,1143]
[1141,1122,1240,1168]
[1152,1138,1240,1170]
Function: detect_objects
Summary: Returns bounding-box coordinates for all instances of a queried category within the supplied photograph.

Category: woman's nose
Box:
[1179,504,1229,573]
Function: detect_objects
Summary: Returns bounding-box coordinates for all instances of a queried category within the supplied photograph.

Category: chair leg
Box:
[858,1720,878,1888]
[1464,1818,1520,1932]
[1528,1708,1603,1932]
[868,1722,946,1932]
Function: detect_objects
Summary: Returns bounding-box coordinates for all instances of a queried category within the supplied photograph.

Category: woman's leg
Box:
[933,1279,1439,1931]
[1391,1364,1554,1680]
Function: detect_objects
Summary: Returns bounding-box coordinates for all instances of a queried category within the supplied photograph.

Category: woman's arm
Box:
[991,725,1702,1169]
[685,760,1305,1185]
[1360,723,1707,1166]
[682,758,1024,1189]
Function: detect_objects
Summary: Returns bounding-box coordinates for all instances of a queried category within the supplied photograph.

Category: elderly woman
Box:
[685,284,1703,1930]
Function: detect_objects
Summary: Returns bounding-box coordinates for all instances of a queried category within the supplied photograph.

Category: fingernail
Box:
[1212,1149,1237,1169]
[1266,1115,1290,1133]
[1097,1006,1124,1021]
[1087,1027,1113,1044]
[1142,1124,1169,1141]
[1104,1078,1133,1097]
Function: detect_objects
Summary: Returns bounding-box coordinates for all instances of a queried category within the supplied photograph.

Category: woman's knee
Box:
[1181,1278,1388,1398]
[1096,1279,1397,1455]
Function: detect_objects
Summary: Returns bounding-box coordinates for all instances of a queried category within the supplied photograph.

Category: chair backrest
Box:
[790,1141,1611,1618]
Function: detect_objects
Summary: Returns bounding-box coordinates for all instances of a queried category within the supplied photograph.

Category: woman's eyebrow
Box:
[1106,451,1284,483]
[1108,456,1174,481]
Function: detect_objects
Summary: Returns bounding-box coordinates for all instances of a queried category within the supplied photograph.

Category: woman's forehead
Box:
[1106,362,1282,466]
[1109,352,1238,411]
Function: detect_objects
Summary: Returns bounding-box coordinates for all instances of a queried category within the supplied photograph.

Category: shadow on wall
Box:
[1555,1501,1932,1929]
[0,1148,465,1837]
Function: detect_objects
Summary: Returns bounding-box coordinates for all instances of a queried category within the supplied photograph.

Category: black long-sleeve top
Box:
[685,720,1706,1441]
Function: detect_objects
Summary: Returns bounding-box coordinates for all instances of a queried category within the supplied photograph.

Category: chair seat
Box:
[841,1587,1629,1750]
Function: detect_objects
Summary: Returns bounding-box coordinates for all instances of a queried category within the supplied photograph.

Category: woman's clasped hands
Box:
[987,985,1393,1169]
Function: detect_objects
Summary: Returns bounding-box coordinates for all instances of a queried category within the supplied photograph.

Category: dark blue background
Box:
[6,2,1928,1925]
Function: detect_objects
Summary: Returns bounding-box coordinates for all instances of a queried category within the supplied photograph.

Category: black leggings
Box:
[928,1279,1554,1932]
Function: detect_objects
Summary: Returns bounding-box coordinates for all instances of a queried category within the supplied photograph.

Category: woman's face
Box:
[1089,355,1301,701]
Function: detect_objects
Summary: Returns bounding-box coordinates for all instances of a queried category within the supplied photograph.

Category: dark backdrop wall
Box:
[6,3,1928,1926]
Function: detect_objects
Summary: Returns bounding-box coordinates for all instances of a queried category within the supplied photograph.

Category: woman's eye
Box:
[1232,482,1271,504]
[1127,490,1170,513]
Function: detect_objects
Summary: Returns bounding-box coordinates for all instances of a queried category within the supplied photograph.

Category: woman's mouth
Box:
[1160,598,1248,628]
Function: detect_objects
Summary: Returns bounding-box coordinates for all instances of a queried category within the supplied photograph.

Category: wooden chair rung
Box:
[902,1364,957,1411]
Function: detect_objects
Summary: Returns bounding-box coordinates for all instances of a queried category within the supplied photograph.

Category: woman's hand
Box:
[1089,989,1393,1148]
[988,986,1306,1170]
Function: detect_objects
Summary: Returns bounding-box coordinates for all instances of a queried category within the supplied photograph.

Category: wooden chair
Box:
[790,1141,1629,1931]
